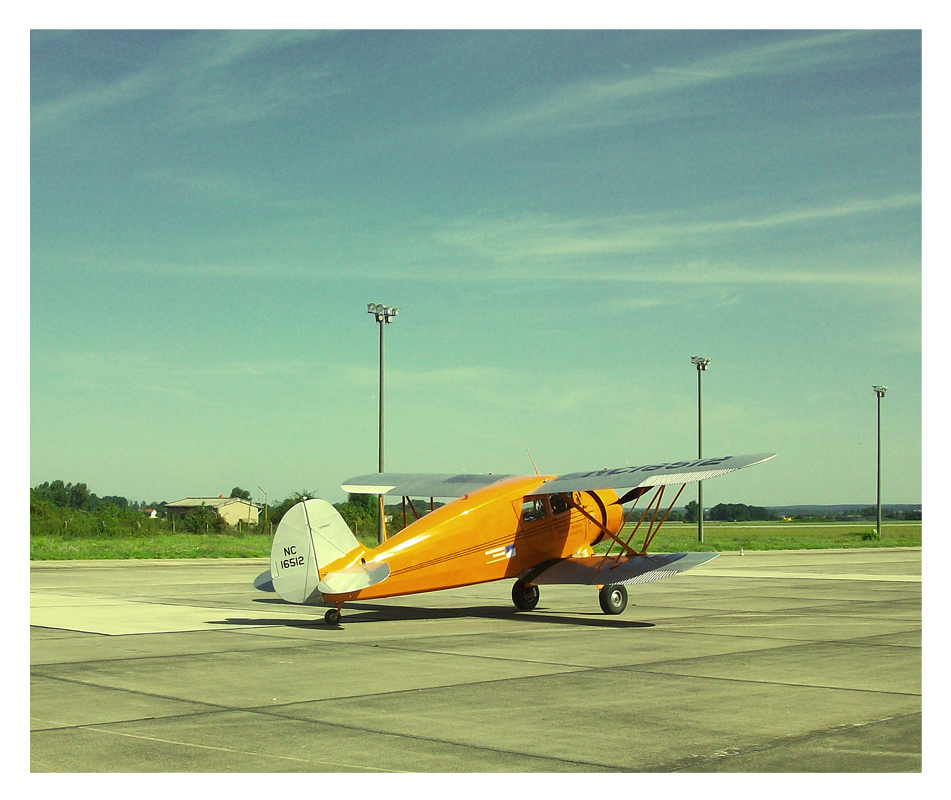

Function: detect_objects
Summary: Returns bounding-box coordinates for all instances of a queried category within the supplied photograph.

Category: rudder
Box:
[267,498,361,604]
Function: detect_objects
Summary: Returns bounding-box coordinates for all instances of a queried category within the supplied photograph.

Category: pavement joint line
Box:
[661,613,922,629]
[653,711,922,772]
[359,627,923,675]
[31,658,596,715]
[34,698,635,772]
[237,704,636,772]
[690,568,922,582]
[48,725,402,772]
[663,615,922,631]
[29,672,237,719]
[31,635,593,671]
[626,667,921,697]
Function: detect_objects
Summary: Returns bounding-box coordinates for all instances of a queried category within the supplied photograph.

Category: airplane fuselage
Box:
[317,476,624,604]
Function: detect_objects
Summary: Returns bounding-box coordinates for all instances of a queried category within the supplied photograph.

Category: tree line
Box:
[681,501,920,523]
[31,480,163,514]
[29,479,421,542]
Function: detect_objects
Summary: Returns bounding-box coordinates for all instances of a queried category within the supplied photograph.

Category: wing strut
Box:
[634,483,687,555]
[604,482,688,560]
[400,495,435,529]
[608,485,666,563]
[403,496,420,524]
[564,493,639,557]
[560,481,692,560]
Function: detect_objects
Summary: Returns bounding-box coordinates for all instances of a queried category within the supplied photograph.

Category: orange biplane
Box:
[254,453,775,623]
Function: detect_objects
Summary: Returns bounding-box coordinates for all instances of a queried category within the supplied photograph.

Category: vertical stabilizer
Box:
[268,499,360,604]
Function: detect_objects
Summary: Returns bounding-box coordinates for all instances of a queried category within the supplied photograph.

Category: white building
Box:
[165,496,261,527]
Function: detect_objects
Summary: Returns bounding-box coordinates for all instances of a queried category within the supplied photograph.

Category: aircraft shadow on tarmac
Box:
[214,600,655,629]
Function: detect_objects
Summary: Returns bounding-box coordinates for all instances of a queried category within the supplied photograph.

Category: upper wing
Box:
[342,454,775,499]
[528,453,776,496]
[342,472,513,498]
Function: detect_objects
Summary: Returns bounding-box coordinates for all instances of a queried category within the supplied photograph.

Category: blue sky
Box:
[29,28,922,508]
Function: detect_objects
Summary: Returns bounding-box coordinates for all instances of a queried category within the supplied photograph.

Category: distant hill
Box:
[767,504,921,517]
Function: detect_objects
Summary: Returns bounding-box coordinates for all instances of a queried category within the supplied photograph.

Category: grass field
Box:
[606,521,921,553]
[29,521,921,560]
[29,533,275,561]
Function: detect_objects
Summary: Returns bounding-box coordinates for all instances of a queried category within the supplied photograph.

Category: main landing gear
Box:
[511,579,540,610]
[511,579,629,615]
[598,584,628,615]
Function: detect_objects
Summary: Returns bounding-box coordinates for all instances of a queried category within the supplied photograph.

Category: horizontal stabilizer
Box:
[318,561,391,595]
[253,570,275,592]
[529,552,719,586]
[342,473,512,498]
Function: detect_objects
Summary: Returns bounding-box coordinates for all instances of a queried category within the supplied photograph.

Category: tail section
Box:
[257,498,362,604]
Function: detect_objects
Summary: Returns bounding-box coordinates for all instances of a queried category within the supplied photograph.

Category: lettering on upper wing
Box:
[562,456,733,480]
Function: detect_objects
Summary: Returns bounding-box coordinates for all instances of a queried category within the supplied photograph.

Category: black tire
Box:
[324,608,341,625]
[598,584,628,615]
[512,579,540,611]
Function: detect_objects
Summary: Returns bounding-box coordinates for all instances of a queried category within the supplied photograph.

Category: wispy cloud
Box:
[427,193,921,284]
[463,31,877,138]
[31,69,157,133]
[168,32,336,128]
[31,31,334,136]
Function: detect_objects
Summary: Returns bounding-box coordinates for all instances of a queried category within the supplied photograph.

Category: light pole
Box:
[368,303,400,544]
[691,356,710,543]
[873,385,887,540]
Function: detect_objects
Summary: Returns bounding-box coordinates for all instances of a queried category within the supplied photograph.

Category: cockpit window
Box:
[550,494,570,515]
[521,498,548,523]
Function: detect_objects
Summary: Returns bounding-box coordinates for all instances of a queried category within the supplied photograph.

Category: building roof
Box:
[166,497,261,510]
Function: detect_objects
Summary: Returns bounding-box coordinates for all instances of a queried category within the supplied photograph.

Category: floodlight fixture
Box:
[873,385,887,398]
[368,303,400,323]
[691,356,711,371]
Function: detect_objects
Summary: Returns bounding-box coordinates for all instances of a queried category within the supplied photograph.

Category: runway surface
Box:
[30,549,921,772]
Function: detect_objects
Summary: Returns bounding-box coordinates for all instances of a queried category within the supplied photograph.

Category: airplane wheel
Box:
[512,579,540,611]
[598,584,628,615]
[324,608,341,625]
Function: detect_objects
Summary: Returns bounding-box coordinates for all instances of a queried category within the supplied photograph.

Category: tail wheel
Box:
[324,607,342,625]
[598,584,628,615]
[512,579,540,611]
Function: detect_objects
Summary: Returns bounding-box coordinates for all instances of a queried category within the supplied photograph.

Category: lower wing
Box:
[526,552,719,586]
